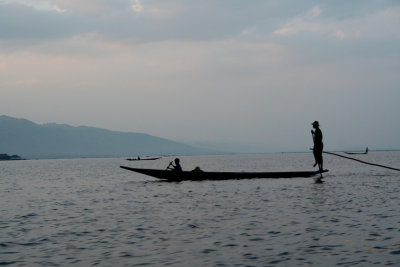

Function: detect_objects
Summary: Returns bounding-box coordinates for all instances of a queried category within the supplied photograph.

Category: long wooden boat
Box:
[120,166,328,181]
[126,157,162,161]
[345,148,368,155]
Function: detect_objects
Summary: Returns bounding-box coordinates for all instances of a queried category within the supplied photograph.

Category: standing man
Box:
[311,121,323,173]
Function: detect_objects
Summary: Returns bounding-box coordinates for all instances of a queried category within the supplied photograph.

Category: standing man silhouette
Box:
[311,121,323,174]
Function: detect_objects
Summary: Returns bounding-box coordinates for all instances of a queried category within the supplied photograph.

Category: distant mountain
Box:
[0,115,205,159]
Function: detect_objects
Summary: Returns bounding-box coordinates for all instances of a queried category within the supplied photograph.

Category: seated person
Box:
[167,158,183,172]
[192,166,203,172]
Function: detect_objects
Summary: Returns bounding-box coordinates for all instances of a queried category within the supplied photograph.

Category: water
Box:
[1,152,400,266]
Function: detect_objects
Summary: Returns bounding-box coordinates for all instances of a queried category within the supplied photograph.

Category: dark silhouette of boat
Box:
[120,166,328,181]
[344,147,368,155]
[126,157,162,161]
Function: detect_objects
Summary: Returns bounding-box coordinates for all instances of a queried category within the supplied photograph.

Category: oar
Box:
[166,161,174,170]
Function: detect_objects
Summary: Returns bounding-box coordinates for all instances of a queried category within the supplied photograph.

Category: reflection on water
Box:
[1,152,400,266]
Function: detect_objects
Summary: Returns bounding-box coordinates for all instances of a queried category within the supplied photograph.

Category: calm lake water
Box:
[1,152,400,266]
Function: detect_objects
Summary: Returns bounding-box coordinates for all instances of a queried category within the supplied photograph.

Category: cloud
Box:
[0,0,66,12]
[334,31,346,40]
[310,6,321,18]
[1,0,398,47]
[131,0,142,13]
[0,0,399,150]
[0,1,312,46]
[52,0,130,14]
[0,4,81,48]
[273,6,332,37]
[273,5,400,40]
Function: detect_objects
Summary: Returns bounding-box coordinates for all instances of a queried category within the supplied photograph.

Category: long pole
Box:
[323,151,400,172]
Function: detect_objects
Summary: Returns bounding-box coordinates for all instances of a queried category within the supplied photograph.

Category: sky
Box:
[1,0,399,152]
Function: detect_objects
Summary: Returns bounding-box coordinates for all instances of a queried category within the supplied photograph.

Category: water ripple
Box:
[1,154,400,266]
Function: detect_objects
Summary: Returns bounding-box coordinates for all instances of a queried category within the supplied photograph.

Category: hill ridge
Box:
[0,115,203,159]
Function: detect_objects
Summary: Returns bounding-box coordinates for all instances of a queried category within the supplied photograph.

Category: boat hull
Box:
[120,166,328,181]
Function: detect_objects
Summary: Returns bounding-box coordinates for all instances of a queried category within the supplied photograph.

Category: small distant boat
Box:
[345,147,368,155]
[126,157,162,161]
[120,166,328,181]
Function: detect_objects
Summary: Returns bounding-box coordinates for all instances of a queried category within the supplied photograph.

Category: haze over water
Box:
[1,152,400,266]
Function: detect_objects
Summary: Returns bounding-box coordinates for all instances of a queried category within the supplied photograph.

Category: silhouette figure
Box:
[167,158,183,172]
[192,166,203,172]
[311,121,323,175]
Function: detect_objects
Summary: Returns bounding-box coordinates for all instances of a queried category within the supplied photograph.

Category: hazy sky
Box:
[1,0,399,152]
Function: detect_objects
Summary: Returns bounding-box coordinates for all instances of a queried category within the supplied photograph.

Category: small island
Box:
[0,154,24,160]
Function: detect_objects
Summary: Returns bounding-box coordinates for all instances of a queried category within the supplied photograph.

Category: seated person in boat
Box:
[192,166,203,172]
[167,158,183,172]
